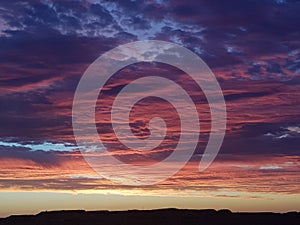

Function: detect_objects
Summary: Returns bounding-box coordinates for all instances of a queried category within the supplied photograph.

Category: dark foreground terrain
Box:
[0,208,299,225]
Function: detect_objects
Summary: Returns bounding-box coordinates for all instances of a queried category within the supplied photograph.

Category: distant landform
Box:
[0,208,299,225]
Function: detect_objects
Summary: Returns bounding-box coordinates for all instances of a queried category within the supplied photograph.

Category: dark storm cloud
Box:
[159,0,300,74]
[0,0,299,160]
[0,26,137,141]
[0,145,61,166]
[224,91,273,101]
[220,122,300,155]
[169,0,300,36]
[1,0,298,69]
[170,0,271,26]
[0,0,123,37]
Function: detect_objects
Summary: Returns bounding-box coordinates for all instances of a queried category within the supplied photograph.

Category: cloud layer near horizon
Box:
[0,0,299,195]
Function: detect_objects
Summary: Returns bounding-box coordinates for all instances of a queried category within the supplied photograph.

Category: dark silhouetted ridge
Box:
[0,208,299,225]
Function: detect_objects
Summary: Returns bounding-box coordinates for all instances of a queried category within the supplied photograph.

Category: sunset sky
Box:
[0,0,299,217]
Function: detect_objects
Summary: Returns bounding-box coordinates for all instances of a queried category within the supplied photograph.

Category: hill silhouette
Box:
[0,208,299,225]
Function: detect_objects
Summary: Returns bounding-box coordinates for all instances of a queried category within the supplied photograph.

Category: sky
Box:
[0,0,300,217]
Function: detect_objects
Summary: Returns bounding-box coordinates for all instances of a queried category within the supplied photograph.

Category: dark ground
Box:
[0,208,299,225]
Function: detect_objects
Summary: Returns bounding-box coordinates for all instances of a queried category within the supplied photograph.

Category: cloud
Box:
[0,152,299,195]
[0,140,78,152]
[276,134,290,139]
[263,125,300,141]
[0,0,121,38]
[0,145,61,166]
[287,126,300,134]
[0,0,299,83]
[259,165,283,170]
[0,0,299,197]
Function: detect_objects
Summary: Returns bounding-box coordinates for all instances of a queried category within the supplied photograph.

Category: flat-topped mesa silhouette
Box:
[0,208,299,225]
